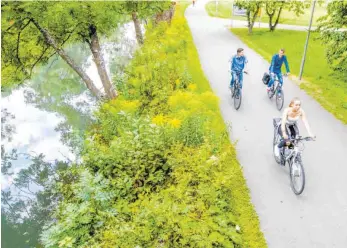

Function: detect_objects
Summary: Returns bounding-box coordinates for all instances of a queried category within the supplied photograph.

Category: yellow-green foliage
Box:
[41,3,267,248]
[96,144,245,247]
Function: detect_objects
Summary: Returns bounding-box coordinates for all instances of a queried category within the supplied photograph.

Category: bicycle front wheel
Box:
[234,88,242,110]
[289,156,306,195]
[276,88,284,111]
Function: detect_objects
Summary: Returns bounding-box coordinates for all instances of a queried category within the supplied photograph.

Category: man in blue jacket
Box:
[229,48,248,90]
[267,48,290,91]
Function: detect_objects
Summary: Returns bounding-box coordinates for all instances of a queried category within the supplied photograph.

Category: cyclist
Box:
[229,48,248,91]
[274,97,315,164]
[267,48,290,92]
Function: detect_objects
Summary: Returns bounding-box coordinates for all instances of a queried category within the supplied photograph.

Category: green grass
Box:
[230,28,347,124]
[206,1,327,26]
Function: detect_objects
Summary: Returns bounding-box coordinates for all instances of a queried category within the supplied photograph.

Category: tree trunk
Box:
[266,2,284,32]
[246,4,261,35]
[248,24,253,34]
[266,3,275,31]
[167,4,175,25]
[31,19,102,99]
[153,3,176,26]
[251,7,260,29]
[269,14,274,31]
[247,10,253,34]
[132,12,143,45]
[88,25,118,99]
[271,4,284,31]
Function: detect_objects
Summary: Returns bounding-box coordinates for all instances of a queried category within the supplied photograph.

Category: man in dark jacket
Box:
[267,48,290,91]
[229,48,248,90]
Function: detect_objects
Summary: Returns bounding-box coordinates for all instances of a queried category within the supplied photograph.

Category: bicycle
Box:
[267,73,287,111]
[229,70,248,110]
[272,118,316,195]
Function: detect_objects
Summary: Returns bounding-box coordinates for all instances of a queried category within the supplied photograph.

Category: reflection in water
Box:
[1,22,138,189]
[1,21,140,247]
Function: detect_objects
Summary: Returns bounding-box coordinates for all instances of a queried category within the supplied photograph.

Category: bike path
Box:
[185,1,347,247]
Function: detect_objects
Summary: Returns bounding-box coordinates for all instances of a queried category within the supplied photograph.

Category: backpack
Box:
[262,72,270,85]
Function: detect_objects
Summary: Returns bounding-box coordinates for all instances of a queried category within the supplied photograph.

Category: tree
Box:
[1,2,103,98]
[265,1,314,31]
[265,1,286,31]
[235,1,263,34]
[1,1,124,99]
[116,1,173,45]
[66,2,127,99]
[317,0,347,77]
[153,1,176,26]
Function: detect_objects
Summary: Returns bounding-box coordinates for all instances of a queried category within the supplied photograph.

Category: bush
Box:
[95,144,244,248]
[84,113,173,201]
[41,3,266,248]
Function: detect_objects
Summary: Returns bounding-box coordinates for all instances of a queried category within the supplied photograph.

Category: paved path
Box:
[215,17,318,31]
[185,1,347,247]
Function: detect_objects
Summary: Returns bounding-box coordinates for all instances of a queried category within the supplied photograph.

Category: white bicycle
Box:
[273,118,316,195]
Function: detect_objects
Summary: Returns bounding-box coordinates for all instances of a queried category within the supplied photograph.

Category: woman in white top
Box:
[275,97,315,158]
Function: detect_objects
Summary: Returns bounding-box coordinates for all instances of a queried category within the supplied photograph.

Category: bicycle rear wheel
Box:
[234,87,242,110]
[289,156,306,195]
[276,88,284,111]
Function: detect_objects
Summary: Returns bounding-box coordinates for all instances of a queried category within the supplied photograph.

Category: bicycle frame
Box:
[273,121,306,164]
[283,137,311,163]
[268,74,285,111]
[271,75,282,92]
[283,142,300,162]
[231,71,242,96]
[234,71,242,86]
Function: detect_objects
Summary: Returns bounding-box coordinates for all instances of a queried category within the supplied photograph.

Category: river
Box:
[1,21,140,247]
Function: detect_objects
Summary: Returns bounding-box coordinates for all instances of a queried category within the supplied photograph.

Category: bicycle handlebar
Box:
[290,136,316,142]
[270,72,289,77]
[228,70,249,75]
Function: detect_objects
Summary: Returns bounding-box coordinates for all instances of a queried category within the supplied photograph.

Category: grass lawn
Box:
[230,28,347,124]
[206,1,327,26]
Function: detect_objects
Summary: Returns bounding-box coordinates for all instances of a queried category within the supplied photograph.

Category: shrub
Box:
[41,3,266,248]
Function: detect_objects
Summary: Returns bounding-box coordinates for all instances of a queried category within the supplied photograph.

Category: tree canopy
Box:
[1,1,173,99]
[317,0,347,77]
